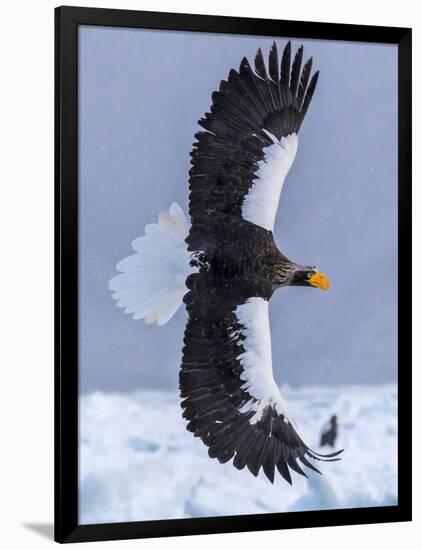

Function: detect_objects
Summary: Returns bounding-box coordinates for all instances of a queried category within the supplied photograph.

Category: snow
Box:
[79,384,397,524]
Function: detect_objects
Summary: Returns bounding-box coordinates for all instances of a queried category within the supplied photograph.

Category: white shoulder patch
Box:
[233,297,288,424]
[241,132,298,231]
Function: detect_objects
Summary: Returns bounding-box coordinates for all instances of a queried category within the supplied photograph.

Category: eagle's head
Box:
[290,266,330,291]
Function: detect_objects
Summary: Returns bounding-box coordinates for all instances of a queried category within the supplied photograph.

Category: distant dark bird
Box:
[110,42,342,484]
[320,415,339,448]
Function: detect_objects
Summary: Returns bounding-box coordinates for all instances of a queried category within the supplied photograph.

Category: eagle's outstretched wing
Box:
[180,281,341,484]
[187,41,318,254]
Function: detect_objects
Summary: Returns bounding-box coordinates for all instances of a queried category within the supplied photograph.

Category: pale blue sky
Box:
[78,26,397,393]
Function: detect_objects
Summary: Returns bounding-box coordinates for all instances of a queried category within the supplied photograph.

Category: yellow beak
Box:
[309,271,330,291]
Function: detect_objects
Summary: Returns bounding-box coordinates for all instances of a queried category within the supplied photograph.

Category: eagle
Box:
[320,415,339,448]
[109,41,342,485]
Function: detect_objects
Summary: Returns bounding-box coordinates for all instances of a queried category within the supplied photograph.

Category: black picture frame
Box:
[55,5,412,543]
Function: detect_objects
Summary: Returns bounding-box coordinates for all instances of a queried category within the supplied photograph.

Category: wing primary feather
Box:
[256,433,271,474]
[253,55,278,112]
[269,42,280,83]
[280,41,291,86]
[246,431,267,477]
[224,71,266,120]
[309,447,344,459]
[297,57,313,109]
[276,444,292,485]
[308,454,342,463]
[286,450,308,478]
[309,456,342,463]
[239,57,274,114]
[301,70,319,117]
[298,454,322,474]
[262,436,276,483]
[233,427,261,470]
[290,45,304,99]
[254,48,268,80]
[268,42,282,109]
[228,69,267,119]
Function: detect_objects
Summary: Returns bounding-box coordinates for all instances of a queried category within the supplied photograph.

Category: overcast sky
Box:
[78,26,397,394]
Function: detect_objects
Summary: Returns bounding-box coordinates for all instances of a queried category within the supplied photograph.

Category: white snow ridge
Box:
[109,203,196,325]
[79,384,398,524]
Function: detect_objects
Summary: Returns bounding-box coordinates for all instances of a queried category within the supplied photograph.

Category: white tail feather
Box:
[109,203,196,325]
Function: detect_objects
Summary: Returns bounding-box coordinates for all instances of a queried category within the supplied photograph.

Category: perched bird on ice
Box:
[109,42,342,484]
[320,415,339,448]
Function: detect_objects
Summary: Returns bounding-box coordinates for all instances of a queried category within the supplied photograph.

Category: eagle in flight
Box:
[110,42,342,484]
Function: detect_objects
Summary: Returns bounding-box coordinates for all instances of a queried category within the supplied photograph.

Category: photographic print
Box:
[79,27,397,522]
[55,6,411,543]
